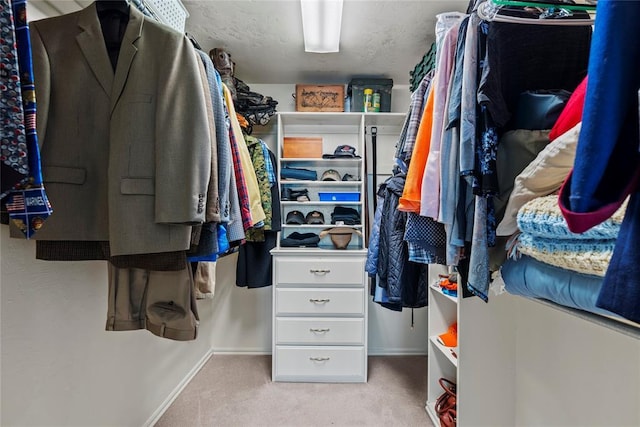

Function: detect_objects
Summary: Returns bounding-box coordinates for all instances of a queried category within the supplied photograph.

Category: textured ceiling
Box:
[184,0,470,85]
[30,0,471,85]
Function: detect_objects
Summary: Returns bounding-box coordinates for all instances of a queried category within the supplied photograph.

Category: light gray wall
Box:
[514,299,640,426]
[0,228,216,426]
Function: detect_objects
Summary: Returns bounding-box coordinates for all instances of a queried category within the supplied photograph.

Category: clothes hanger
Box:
[477,0,594,25]
[186,33,202,50]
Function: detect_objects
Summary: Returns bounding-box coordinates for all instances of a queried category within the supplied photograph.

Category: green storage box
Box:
[347,78,393,112]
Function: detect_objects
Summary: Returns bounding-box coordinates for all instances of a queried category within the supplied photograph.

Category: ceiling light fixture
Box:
[300,0,344,53]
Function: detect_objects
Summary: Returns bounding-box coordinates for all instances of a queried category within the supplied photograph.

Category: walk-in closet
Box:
[2,1,639,426]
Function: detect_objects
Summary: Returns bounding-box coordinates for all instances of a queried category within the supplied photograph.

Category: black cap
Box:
[286,210,305,225]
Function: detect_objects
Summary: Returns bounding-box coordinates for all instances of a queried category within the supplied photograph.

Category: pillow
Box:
[497,122,581,236]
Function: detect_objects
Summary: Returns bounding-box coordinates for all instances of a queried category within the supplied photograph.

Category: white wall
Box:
[0,227,215,426]
[514,298,640,427]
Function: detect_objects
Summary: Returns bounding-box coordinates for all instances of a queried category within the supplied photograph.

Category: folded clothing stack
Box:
[281,188,309,201]
[331,206,360,225]
[437,274,458,297]
[280,232,320,248]
[281,167,317,181]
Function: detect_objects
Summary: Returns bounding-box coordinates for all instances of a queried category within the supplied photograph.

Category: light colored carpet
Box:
[155,355,432,427]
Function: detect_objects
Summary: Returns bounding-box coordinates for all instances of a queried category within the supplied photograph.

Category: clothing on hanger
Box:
[21,3,212,257]
[477,0,595,25]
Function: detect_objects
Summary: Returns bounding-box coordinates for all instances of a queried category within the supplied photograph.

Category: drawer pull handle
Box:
[309,357,330,362]
[309,328,330,333]
[309,298,330,303]
[309,268,331,274]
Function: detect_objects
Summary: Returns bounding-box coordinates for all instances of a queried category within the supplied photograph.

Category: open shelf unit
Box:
[275,112,365,251]
[426,265,517,426]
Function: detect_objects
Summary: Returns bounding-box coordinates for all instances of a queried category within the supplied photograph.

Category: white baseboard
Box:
[212,347,271,354]
[143,348,214,427]
[211,347,427,356]
[368,348,428,356]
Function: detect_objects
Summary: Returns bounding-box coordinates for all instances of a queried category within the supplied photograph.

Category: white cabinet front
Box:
[275,288,365,316]
[275,257,365,286]
[274,346,366,382]
[275,317,365,345]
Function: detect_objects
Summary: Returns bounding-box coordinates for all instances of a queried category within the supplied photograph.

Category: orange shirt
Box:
[398,84,435,212]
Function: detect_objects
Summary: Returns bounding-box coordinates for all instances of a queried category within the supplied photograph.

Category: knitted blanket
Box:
[517,234,615,277]
[517,195,626,240]
[515,195,626,277]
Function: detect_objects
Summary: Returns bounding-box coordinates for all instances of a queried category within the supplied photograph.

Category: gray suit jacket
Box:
[20,4,211,256]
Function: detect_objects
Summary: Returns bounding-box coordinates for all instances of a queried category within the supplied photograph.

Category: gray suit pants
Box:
[106,263,199,341]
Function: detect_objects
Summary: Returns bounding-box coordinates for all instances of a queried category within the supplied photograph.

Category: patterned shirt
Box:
[227,123,253,231]
[262,141,276,185]
[245,136,273,242]
[398,70,434,163]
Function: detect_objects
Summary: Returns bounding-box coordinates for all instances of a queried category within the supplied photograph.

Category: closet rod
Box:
[492,0,597,11]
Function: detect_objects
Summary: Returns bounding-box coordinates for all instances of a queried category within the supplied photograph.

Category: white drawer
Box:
[276,288,364,316]
[275,257,365,286]
[276,318,365,345]
[273,346,366,382]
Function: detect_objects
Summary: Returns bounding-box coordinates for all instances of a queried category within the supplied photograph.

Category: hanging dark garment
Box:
[477,18,591,130]
[376,174,428,308]
[96,0,130,71]
[236,149,281,288]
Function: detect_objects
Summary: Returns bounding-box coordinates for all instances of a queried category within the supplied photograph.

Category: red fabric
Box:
[558,168,640,233]
[549,77,588,142]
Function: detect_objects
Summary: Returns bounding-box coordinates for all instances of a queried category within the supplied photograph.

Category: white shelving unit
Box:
[270,112,407,383]
[270,112,411,384]
[426,265,518,426]
[272,112,367,383]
